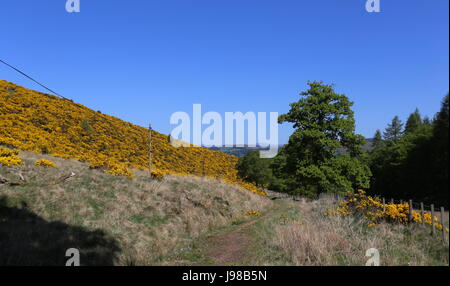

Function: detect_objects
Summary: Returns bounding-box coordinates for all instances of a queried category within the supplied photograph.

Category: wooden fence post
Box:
[431,204,435,236]
[148,124,152,174]
[408,200,413,223]
[382,198,386,212]
[202,158,205,177]
[420,202,425,226]
[441,207,446,241]
[391,198,394,204]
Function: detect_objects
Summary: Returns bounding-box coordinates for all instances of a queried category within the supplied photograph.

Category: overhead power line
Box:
[0,59,66,99]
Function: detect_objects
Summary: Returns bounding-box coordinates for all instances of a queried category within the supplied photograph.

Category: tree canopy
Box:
[237,151,273,187]
[368,94,449,207]
[405,108,422,134]
[383,116,404,141]
[274,81,371,197]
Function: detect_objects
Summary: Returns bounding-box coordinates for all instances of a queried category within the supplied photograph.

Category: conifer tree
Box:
[372,129,383,150]
[383,116,403,141]
[405,108,422,134]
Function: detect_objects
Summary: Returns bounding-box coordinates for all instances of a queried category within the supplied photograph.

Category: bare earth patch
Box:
[206,219,258,265]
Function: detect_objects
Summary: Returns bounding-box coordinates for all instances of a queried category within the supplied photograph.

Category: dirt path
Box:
[205,210,274,265]
[206,220,257,265]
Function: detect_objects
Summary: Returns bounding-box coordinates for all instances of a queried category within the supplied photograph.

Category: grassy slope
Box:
[1,152,447,266]
[0,80,263,195]
[261,199,449,266]
[0,151,271,266]
[179,198,449,266]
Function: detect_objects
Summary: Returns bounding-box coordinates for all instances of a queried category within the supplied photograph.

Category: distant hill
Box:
[209,139,374,158]
[207,145,282,157]
[335,138,375,155]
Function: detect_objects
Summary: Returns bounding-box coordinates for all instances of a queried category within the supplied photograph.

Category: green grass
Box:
[1,150,272,266]
[170,201,296,266]
[129,214,169,227]
[261,198,449,266]
[85,197,105,219]
[243,201,297,266]
[179,242,215,265]
[2,150,447,266]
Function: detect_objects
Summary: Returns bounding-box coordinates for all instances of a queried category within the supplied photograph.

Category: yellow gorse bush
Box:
[245,210,261,217]
[0,146,23,166]
[325,190,449,232]
[150,169,168,180]
[88,156,134,178]
[0,81,265,195]
[104,164,134,178]
[34,159,57,168]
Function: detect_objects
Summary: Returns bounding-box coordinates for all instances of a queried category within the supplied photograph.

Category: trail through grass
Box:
[177,198,449,266]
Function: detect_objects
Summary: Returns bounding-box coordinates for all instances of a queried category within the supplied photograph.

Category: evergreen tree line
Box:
[237,82,448,207]
[368,95,449,207]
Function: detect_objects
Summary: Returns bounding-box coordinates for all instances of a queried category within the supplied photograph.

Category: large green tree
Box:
[277,81,371,197]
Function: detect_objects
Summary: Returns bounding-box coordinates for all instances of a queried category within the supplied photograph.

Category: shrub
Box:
[150,169,166,180]
[245,210,261,217]
[325,190,449,232]
[0,147,23,166]
[105,164,134,178]
[34,159,57,168]
[237,151,273,187]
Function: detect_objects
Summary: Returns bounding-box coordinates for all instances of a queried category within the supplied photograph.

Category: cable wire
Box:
[0,59,66,99]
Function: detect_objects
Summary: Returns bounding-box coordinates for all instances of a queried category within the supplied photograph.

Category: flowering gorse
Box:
[0,147,23,166]
[325,190,449,232]
[34,159,57,168]
[245,210,261,217]
[0,81,265,195]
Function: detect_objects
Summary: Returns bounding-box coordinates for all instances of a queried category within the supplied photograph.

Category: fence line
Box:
[266,191,447,241]
[318,192,448,240]
[266,190,303,202]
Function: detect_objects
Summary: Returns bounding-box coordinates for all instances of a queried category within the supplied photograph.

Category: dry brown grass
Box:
[270,198,449,266]
[3,150,447,266]
[0,150,272,266]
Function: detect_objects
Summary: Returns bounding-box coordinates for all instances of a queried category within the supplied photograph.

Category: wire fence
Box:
[267,191,448,242]
[318,192,448,241]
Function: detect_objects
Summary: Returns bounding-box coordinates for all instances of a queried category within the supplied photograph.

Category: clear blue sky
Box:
[1,0,448,144]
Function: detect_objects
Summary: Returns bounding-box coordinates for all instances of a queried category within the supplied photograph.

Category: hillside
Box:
[335,138,375,155]
[0,150,271,265]
[1,80,448,267]
[0,80,263,195]
[1,151,448,266]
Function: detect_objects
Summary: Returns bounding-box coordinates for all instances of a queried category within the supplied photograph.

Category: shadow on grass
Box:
[0,196,121,266]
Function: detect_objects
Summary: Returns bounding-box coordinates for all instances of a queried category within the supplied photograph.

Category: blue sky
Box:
[1,0,448,145]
